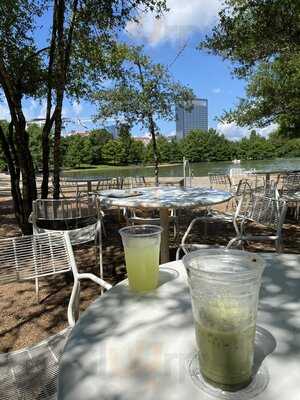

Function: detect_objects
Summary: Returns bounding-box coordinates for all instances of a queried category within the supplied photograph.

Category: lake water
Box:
[65,158,300,178]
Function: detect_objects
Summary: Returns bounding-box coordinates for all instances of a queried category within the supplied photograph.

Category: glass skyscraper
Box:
[176,98,208,139]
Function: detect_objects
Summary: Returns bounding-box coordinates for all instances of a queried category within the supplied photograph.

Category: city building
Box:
[176,98,208,139]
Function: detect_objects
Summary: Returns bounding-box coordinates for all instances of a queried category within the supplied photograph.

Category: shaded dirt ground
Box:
[0,195,299,352]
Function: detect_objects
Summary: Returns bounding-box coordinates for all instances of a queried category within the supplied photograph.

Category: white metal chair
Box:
[229,167,247,186]
[208,173,234,193]
[0,231,111,400]
[130,176,147,188]
[278,172,300,220]
[227,193,287,253]
[176,186,285,259]
[96,177,122,192]
[30,195,103,299]
[52,177,80,198]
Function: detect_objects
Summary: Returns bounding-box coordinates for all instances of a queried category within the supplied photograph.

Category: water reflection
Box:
[64,158,300,178]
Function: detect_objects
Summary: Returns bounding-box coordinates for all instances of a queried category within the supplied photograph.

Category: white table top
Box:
[58,253,300,400]
[99,186,233,209]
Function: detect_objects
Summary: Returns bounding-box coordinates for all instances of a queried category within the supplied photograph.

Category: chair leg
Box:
[35,277,39,302]
[275,238,283,253]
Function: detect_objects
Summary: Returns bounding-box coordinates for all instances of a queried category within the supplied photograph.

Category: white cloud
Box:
[217,121,278,141]
[126,0,222,45]
[212,88,221,94]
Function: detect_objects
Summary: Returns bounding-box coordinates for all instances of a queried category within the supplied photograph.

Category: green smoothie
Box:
[194,299,256,390]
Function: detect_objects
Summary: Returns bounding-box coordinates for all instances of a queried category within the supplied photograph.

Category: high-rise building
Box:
[176,98,208,139]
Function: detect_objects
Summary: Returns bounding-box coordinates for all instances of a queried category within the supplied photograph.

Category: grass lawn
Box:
[64,162,181,174]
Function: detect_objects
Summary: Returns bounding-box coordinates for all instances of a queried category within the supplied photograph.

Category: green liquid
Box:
[124,245,159,293]
[195,301,256,390]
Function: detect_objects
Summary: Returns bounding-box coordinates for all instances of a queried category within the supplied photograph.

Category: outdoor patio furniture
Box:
[229,167,248,186]
[57,254,300,400]
[124,207,178,239]
[176,179,252,260]
[51,177,80,198]
[29,195,104,298]
[0,231,111,400]
[227,193,287,253]
[176,186,284,259]
[96,177,122,192]
[130,176,147,188]
[279,173,300,220]
[99,186,233,263]
[61,176,111,194]
[208,173,233,192]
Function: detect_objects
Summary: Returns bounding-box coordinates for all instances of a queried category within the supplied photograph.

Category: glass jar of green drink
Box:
[119,225,163,293]
[183,249,265,392]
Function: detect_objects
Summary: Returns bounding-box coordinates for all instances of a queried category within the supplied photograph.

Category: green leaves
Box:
[93,44,195,129]
[199,0,300,137]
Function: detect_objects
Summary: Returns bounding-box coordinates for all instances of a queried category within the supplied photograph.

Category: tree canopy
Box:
[199,0,300,136]
[93,45,195,183]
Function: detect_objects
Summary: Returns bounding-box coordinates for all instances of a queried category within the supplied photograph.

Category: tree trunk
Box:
[0,63,37,233]
[41,0,58,199]
[52,0,78,199]
[0,120,36,234]
[148,115,159,186]
[53,98,63,199]
[13,104,37,233]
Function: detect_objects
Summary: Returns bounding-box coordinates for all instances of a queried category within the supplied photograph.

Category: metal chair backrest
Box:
[55,177,80,197]
[281,173,300,194]
[32,195,98,228]
[238,193,287,231]
[0,232,73,285]
[96,177,122,191]
[209,173,232,191]
[130,176,146,188]
[229,168,246,186]
[0,231,111,325]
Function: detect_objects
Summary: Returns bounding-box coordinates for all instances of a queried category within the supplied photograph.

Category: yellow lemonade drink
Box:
[195,300,256,390]
[119,225,162,293]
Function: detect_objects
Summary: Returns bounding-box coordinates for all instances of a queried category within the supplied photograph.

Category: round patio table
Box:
[58,254,300,400]
[99,186,233,263]
[63,176,111,192]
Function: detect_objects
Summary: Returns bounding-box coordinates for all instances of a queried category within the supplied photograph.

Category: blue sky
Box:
[0,0,275,140]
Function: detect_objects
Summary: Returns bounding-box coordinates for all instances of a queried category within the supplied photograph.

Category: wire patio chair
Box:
[96,177,123,192]
[176,187,285,259]
[0,231,111,400]
[50,177,80,198]
[29,195,104,299]
[226,193,287,253]
[279,172,300,220]
[229,167,247,186]
[208,173,233,192]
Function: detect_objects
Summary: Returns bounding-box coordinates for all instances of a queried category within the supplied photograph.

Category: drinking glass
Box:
[119,225,163,293]
[183,249,265,391]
